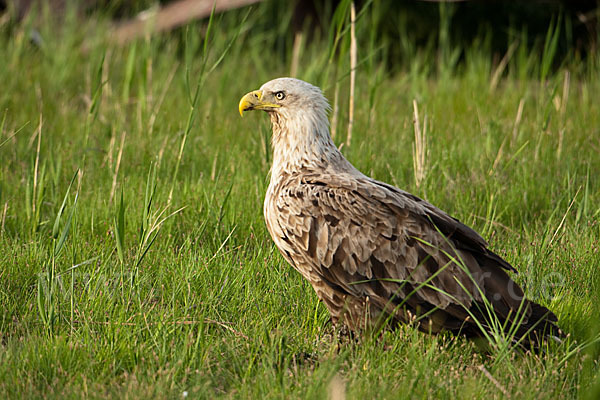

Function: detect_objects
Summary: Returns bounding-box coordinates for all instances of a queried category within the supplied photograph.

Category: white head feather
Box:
[257,78,344,179]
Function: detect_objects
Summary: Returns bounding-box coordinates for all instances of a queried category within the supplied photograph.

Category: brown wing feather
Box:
[267,172,559,341]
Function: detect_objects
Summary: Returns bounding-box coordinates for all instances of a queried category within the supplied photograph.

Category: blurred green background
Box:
[0,1,599,398]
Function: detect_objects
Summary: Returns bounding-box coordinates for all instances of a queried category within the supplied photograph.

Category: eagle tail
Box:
[511,301,563,349]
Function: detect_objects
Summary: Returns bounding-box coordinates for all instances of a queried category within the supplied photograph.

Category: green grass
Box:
[1,1,600,398]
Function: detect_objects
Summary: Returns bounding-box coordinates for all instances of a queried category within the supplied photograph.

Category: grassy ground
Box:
[1,2,600,398]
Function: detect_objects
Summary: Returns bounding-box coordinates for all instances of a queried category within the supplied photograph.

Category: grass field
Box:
[1,2,600,398]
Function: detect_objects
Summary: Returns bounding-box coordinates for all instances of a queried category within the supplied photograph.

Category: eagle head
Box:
[238,77,345,176]
[238,77,329,118]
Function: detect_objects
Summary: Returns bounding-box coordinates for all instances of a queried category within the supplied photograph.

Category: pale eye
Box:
[275,91,286,101]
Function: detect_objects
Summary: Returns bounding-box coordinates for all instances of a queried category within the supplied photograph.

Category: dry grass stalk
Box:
[109,130,126,204]
[331,82,340,139]
[490,135,509,176]
[77,168,84,196]
[561,70,570,115]
[157,135,169,167]
[168,130,189,205]
[211,152,219,181]
[290,31,303,78]
[0,202,7,235]
[101,49,113,100]
[490,41,518,91]
[346,1,357,147]
[32,115,43,217]
[478,365,510,398]
[491,99,525,175]
[511,98,524,142]
[106,130,116,167]
[549,185,581,247]
[557,70,570,160]
[149,62,179,135]
[557,128,565,160]
[412,100,428,188]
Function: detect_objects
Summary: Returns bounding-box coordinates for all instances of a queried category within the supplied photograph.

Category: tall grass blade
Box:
[540,14,562,83]
[54,190,78,258]
[51,170,78,239]
[346,1,357,147]
[114,188,126,265]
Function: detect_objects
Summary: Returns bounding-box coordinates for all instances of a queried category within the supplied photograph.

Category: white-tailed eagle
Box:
[239,77,560,347]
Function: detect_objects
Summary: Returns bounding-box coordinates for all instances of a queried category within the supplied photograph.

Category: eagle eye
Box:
[274,91,286,101]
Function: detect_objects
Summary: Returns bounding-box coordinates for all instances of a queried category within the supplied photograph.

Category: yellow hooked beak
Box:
[238,90,281,117]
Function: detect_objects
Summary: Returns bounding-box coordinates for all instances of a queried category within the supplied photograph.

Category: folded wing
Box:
[270,172,559,343]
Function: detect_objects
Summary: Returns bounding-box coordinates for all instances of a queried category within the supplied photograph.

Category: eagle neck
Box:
[268,109,341,182]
